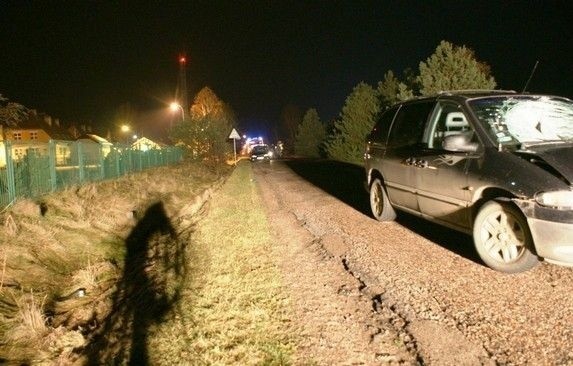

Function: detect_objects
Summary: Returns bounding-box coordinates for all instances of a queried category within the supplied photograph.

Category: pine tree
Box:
[325,82,380,164]
[377,71,414,109]
[417,40,497,96]
[294,108,326,158]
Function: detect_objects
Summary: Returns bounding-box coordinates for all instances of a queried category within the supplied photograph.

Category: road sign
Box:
[228,128,241,140]
[228,128,241,165]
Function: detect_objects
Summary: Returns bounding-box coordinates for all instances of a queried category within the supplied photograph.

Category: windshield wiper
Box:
[521,140,570,148]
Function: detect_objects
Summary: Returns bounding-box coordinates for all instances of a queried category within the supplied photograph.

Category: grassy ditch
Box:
[146,161,296,365]
[0,160,296,365]
[0,161,231,364]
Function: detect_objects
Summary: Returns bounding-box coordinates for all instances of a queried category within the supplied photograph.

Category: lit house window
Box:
[13,132,22,140]
[30,131,38,140]
[14,148,24,160]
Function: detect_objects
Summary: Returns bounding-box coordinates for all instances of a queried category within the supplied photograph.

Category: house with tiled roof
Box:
[77,133,113,158]
[0,110,75,166]
[132,136,164,151]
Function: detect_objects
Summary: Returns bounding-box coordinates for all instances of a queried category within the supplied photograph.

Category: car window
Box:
[369,105,399,143]
[387,101,435,147]
[425,102,475,149]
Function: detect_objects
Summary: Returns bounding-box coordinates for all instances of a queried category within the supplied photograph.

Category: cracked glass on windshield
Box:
[469,96,573,147]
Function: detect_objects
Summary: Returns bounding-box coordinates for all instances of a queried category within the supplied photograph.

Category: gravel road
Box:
[252,159,573,365]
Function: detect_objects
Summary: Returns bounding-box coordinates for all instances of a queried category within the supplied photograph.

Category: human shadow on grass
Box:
[84,201,186,365]
[284,158,482,265]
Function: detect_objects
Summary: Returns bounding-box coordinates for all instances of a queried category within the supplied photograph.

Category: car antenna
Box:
[521,60,539,93]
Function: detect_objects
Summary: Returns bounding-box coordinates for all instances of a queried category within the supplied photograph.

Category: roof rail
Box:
[437,89,516,95]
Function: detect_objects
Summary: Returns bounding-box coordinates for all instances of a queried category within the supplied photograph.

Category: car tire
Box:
[369,178,396,221]
[473,201,539,273]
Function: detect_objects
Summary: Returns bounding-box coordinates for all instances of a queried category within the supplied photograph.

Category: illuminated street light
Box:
[170,102,185,120]
[120,124,131,144]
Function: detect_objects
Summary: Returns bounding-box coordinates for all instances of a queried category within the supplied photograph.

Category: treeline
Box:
[293,40,497,164]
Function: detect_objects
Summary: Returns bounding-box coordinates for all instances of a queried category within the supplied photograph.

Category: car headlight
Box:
[535,191,573,210]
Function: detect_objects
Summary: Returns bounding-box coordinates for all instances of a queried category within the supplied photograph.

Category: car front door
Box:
[413,101,477,230]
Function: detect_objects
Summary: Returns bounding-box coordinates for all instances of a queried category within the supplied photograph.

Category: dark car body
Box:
[364,90,573,272]
[250,144,272,161]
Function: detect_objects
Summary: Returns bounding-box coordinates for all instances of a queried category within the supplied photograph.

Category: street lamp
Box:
[120,124,131,144]
[170,102,185,121]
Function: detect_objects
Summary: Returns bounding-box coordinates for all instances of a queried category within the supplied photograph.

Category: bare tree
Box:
[0,94,28,127]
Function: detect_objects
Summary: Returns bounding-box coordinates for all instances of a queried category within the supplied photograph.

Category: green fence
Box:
[0,140,183,210]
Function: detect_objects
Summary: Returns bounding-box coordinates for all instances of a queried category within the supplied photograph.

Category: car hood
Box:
[515,145,573,186]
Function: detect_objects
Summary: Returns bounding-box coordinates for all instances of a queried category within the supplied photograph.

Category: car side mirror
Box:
[442,134,479,153]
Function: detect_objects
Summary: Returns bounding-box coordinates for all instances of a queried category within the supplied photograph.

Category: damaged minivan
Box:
[364,90,573,273]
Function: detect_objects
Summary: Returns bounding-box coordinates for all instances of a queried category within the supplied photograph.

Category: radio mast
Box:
[178,54,189,116]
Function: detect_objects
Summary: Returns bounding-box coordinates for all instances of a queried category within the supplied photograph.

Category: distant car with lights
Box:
[250,144,273,161]
[364,90,573,273]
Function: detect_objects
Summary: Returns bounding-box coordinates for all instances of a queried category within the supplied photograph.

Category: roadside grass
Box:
[0,160,296,365]
[148,161,297,365]
[0,161,229,364]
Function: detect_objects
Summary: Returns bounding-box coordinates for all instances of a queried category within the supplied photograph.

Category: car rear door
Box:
[382,101,436,212]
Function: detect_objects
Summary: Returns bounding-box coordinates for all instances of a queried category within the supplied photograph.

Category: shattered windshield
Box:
[469,96,573,147]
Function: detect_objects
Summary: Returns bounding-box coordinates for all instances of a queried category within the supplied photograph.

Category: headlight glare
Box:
[535,191,573,210]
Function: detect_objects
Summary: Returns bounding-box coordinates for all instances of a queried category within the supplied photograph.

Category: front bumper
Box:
[251,156,270,161]
[527,217,573,266]
[512,198,573,266]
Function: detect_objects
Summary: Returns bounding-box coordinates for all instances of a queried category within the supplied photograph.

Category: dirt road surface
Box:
[252,159,573,365]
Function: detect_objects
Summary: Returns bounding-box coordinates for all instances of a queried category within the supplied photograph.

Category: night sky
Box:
[1,1,572,139]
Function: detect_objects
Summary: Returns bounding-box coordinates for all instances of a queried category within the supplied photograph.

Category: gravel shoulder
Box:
[257,167,417,364]
[252,159,573,365]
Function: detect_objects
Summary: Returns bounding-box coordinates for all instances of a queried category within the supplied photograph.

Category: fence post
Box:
[77,141,85,183]
[48,140,57,191]
[115,147,120,177]
[5,141,16,204]
[99,144,105,180]
[127,148,133,173]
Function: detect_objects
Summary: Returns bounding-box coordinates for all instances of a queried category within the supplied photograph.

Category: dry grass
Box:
[0,290,51,363]
[5,290,49,342]
[0,159,295,364]
[0,161,230,364]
